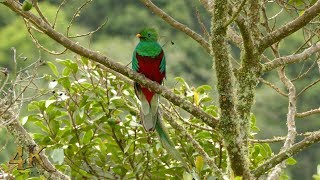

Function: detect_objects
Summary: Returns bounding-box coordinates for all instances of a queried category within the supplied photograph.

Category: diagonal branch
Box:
[258,1,320,53]
[2,0,218,128]
[252,130,320,178]
[263,42,320,72]
[139,0,211,54]
[296,107,320,118]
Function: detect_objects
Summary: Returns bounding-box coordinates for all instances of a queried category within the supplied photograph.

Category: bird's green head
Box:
[136,28,158,42]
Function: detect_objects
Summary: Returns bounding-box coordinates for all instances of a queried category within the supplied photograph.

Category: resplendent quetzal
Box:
[132,28,166,131]
[132,28,190,170]
[132,27,165,132]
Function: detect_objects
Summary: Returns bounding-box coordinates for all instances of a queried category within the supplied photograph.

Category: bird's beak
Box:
[136,33,142,38]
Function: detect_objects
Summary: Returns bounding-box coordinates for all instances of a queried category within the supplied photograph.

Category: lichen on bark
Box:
[211,0,252,178]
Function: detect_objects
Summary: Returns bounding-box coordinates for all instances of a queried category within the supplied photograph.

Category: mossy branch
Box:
[211,0,252,178]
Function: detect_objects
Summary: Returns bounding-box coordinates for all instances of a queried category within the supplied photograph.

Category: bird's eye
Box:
[147,33,151,37]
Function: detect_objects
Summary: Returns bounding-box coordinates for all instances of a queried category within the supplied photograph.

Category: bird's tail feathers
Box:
[155,115,190,171]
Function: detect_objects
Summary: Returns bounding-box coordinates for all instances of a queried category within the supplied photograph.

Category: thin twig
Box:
[140,0,211,54]
[292,58,317,81]
[258,1,320,52]
[24,19,68,55]
[250,137,286,143]
[68,17,108,38]
[195,8,210,39]
[224,0,247,27]
[32,0,52,26]
[66,0,92,37]
[297,78,320,96]
[53,0,68,28]
[259,78,288,97]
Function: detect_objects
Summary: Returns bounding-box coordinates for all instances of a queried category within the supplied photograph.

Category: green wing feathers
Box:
[132,50,139,71]
[160,54,166,73]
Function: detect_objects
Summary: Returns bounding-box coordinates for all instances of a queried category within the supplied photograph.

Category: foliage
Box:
[0,57,289,179]
[9,57,218,179]
[313,165,320,180]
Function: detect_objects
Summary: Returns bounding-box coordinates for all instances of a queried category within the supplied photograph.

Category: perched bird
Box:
[132,27,166,132]
[132,28,190,171]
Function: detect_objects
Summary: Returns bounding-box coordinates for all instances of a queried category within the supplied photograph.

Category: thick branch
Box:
[263,42,320,72]
[2,0,218,128]
[211,0,252,178]
[235,13,260,155]
[253,131,320,177]
[258,1,320,53]
[140,0,211,54]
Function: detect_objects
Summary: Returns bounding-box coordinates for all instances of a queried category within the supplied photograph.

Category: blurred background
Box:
[0,0,319,178]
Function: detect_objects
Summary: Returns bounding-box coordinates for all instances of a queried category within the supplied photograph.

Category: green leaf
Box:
[258,144,267,157]
[286,157,297,165]
[196,85,212,93]
[82,129,94,144]
[261,143,272,157]
[45,100,56,108]
[28,101,39,111]
[57,59,78,74]
[183,171,193,180]
[175,77,186,84]
[81,56,89,65]
[58,77,71,89]
[47,61,59,77]
[21,116,28,125]
[51,148,64,165]
[49,120,60,135]
[195,156,204,172]
[124,140,133,153]
[62,67,71,76]
[22,0,33,11]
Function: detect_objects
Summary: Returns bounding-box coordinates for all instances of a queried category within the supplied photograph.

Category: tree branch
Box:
[267,67,297,179]
[211,0,252,178]
[296,107,320,118]
[253,131,320,178]
[258,78,288,97]
[258,1,320,53]
[263,42,320,72]
[297,78,320,96]
[224,0,247,28]
[139,0,211,54]
[161,109,225,179]
[2,0,218,128]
